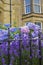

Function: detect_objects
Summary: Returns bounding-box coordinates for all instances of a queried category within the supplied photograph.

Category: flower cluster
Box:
[0,22,43,65]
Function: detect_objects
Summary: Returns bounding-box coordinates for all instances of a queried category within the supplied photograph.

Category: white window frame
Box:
[25,21,32,26]
[33,0,41,13]
[24,0,31,14]
[33,0,40,4]
[35,22,42,30]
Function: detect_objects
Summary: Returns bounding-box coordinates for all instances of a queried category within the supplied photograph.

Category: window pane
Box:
[25,0,30,5]
[34,5,40,13]
[35,22,41,28]
[33,0,40,4]
[26,6,31,13]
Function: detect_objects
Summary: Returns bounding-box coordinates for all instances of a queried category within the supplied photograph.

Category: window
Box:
[26,6,31,13]
[34,5,40,13]
[33,0,41,13]
[33,0,40,4]
[25,22,31,25]
[35,22,42,29]
[25,0,30,5]
[24,0,31,14]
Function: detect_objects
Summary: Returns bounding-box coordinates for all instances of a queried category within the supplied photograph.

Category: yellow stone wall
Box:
[0,0,22,27]
[21,0,43,31]
[0,0,43,28]
[0,1,4,24]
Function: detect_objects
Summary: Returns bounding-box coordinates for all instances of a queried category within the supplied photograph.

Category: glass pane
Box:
[35,22,41,28]
[34,5,40,13]
[26,6,31,13]
[33,0,40,4]
[25,0,30,5]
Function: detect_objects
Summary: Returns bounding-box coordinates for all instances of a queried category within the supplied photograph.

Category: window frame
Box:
[25,21,32,26]
[33,0,41,13]
[33,0,40,4]
[33,5,41,13]
[35,21,42,30]
[24,0,31,14]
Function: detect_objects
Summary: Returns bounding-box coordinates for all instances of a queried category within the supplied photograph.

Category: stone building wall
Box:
[0,0,22,27]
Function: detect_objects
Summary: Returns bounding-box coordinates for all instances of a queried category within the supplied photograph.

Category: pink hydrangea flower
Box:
[21,26,30,33]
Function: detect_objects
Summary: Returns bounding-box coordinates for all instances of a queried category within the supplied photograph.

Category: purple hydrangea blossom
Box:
[0,22,43,65]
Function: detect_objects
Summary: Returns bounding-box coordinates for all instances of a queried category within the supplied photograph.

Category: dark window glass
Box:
[25,0,30,5]
[35,22,41,28]
[34,0,40,4]
[26,6,31,13]
[34,5,40,13]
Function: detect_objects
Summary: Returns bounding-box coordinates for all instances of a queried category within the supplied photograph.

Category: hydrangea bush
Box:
[0,22,43,65]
